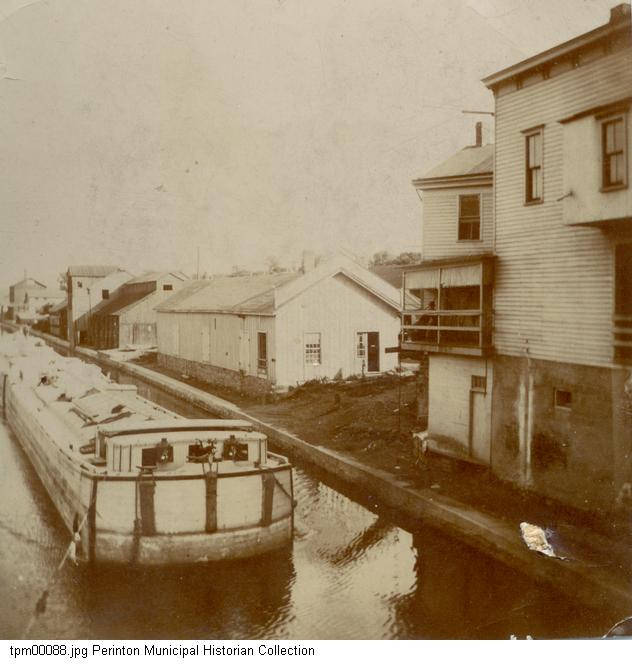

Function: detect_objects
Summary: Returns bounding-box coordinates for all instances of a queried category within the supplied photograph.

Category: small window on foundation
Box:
[554,389,572,409]
[471,375,487,392]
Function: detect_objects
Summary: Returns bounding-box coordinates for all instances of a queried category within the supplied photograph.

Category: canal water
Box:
[0,364,616,640]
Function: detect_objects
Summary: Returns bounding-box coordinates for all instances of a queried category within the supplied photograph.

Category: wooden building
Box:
[7,278,64,322]
[66,266,133,346]
[479,4,632,511]
[156,255,401,394]
[401,127,495,464]
[49,298,68,339]
[86,271,188,349]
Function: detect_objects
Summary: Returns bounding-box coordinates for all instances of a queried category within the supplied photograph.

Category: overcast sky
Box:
[0,0,620,287]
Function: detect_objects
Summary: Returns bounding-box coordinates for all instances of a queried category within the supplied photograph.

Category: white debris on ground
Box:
[519,522,564,559]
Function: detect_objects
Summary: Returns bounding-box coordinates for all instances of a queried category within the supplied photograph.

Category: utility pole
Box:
[196,247,200,280]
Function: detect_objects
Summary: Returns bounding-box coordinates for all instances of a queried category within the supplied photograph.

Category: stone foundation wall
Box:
[491,355,631,512]
[157,353,272,396]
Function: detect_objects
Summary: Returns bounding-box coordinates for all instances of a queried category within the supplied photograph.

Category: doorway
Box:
[357,332,380,373]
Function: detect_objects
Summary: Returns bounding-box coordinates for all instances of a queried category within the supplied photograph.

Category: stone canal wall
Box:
[3,324,632,617]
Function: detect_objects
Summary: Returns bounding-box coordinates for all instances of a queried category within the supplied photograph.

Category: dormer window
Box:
[602,116,627,190]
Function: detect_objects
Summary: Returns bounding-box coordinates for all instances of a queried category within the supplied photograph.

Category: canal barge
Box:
[0,333,294,565]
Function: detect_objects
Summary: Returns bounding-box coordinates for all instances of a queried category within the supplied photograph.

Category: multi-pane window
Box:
[602,117,626,189]
[525,129,543,203]
[458,194,481,240]
[356,332,366,358]
[304,333,321,365]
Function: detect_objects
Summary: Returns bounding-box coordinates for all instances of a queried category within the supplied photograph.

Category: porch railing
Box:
[401,308,488,354]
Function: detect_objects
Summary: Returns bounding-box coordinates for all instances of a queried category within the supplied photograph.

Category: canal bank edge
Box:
[4,324,632,618]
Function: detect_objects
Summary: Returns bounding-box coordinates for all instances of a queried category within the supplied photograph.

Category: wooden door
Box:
[367,332,380,373]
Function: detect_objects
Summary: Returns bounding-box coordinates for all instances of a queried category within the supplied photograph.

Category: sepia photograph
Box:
[1,0,631,646]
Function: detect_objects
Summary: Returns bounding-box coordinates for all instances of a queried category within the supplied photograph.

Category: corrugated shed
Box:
[492,44,632,367]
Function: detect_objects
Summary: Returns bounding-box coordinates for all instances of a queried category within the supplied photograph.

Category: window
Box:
[163,284,173,291]
[304,333,321,365]
[525,129,543,203]
[77,281,83,288]
[602,116,626,189]
[356,332,366,358]
[554,389,572,409]
[257,332,268,372]
[458,194,481,240]
[101,289,109,300]
[471,375,487,392]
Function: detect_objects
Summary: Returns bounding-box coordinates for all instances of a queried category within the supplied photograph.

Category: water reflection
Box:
[391,531,609,639]
[0,360,617,640]
[75,551,296,640]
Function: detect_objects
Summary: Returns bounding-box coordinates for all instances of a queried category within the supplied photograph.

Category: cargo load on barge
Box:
[0,332,294,565]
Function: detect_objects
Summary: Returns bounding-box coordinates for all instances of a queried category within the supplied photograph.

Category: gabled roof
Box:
[10,277,47,289]
[91,283,155,318]
[50,298,68,313]
[158,273,299,315]
[158,256,401,315]
[370,264,409,289]
[126,271,188,285]
[67,265,122,278]
[156,280,212,310]
[413,144,494,189]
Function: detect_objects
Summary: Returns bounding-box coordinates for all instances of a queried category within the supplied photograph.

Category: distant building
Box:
[7,277,65,322]
[66,265,133,345]
[86,271,188,349]
[401,124,494,463]
[49,298,68,339]
[479,3,632,511]
[156,255,401,394]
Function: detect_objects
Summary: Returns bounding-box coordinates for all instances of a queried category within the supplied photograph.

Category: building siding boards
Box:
[422,189,494,261]
[493,47,632,367]
[156,263,399,393]
[274,273,399,387]
[157,312,276,384]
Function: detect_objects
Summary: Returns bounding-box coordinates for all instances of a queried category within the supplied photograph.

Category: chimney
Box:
[302,251,316,273]
[610,4,631,23]
[475,121,483,147]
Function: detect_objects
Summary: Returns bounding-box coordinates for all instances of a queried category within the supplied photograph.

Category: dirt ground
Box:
[132,354,422,477]
[131,353,632,546]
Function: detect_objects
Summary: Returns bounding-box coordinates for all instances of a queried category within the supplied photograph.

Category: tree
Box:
[266,256,284,274]
[57,272,68,291]
[369,251,421,267]
[369,251,393,267]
